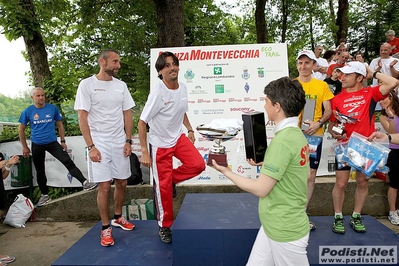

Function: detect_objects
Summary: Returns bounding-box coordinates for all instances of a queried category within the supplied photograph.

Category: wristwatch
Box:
[317,120,324,127]
[386,133,392,143]
[126,139,133,144]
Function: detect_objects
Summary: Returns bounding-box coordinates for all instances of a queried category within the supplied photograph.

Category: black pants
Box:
[32,141,86,195]
[0,175,5,209]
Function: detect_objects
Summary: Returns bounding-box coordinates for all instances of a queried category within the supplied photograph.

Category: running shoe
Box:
[111,216,135,231]
[388,211,399,225]
[159,227,172,243]
[309,220,316,230]
[82,181,98,191]
[100,227,114,247]
[36,194,51,207]
[332,214,345,234]
[350,214,366,232]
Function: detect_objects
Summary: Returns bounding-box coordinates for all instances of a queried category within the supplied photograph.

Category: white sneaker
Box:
[388,211,399,225]
[36,194,51,207]
[83,181,98,190]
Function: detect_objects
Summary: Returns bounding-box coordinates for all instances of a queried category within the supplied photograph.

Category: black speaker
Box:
[242,112,267,163]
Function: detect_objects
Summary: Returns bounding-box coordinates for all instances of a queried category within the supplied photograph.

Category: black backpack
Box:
[127,153,143,185]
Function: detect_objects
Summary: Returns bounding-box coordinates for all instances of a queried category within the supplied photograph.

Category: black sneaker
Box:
[159,227,172,243]
[309,220,316,230]
[172,183,176,198]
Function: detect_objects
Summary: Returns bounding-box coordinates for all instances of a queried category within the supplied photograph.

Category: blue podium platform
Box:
[172,193,260,266]
[52,220,173,266]
[53,193,399,266]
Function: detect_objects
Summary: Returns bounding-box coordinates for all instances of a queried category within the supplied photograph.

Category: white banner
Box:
[0,135,143,190]
[150,44,289,184]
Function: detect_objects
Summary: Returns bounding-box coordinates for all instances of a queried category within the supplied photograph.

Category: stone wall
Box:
[35,177,393,221]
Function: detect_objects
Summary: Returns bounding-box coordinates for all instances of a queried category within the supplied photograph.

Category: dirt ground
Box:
[0,221,96,266]
[0,218,398,266]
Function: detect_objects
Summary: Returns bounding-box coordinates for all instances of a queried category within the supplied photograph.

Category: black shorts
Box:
[335,158,350,171]
[387,148,399,189]
[310,139,323,170]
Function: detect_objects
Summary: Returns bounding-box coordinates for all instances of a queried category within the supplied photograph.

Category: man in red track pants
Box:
[138,51,206,243]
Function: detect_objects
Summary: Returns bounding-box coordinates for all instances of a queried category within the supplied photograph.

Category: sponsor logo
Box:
[213,98,226,103]
[244,82,250,93]
[197,176,211,180]
[33,118,53,124]
[228,98,242,102]
[214,67,222,75]
[229,107,256,113]
[219,174,228,180]
[237,165,252,174]
[261,46,281,57]
[258,67,265,78]
[190,85,208,95]
[242,67,250,79]
[244,97,257,102]
[184,69,195,82]
[215,84,224,93]
[201,109,224,115]
[237,166,245,174]
[197,99,211,103]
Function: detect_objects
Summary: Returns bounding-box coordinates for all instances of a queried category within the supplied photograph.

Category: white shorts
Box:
[87,139,130,183]
[246,226,309,266]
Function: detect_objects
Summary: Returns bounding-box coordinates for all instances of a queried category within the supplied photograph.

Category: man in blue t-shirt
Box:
[18,87,97,207]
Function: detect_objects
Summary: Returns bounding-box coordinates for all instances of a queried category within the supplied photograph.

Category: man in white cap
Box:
[296,50,334,230]
[328,61,399,234]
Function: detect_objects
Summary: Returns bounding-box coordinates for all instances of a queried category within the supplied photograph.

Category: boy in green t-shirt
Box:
[212,76,310,266]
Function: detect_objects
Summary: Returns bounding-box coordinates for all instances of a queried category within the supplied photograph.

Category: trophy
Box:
[332,110,358,135]
[196,124,240,167]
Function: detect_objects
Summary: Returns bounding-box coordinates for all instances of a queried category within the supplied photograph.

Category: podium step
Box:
[172,193,259,266]
[52,220,172,266]
[172,193,399,266]
[52,193,399,265]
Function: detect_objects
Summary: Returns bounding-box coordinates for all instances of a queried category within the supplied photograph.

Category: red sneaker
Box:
[111,216,135,231]
[100,227,114,247]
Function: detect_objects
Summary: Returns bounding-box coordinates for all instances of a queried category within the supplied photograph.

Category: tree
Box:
[0,0,51,91]
[335,0,349,45]
[255,0,267,43]
[154,0,185,47]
